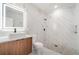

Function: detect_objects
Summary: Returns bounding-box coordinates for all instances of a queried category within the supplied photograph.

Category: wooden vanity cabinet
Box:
[0,37,32,55]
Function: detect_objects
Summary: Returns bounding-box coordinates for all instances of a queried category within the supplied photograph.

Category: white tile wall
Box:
[25,4,45,43]
[44,5,79,55]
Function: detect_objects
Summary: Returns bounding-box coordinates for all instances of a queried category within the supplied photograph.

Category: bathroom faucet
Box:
[14,28,16,33]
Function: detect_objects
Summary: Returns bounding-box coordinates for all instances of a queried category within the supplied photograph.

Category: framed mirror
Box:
[3,3,26,31]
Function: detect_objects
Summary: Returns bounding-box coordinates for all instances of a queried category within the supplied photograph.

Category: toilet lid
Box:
[33,42,43,47]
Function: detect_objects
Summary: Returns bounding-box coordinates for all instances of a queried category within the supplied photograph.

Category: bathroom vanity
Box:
[0,36,32,55]
[0,3,32,55]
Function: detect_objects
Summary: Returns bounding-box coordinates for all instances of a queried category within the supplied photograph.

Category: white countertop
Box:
[0,35,32,43]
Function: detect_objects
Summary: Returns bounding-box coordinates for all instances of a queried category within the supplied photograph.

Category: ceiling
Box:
[30,3,76,15]
[15,3,76,15]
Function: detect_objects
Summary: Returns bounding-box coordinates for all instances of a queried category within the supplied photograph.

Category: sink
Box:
[9,32,32,39]
[9,33,25,38]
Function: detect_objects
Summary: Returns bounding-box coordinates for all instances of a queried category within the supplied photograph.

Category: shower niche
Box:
[2,3,26,31]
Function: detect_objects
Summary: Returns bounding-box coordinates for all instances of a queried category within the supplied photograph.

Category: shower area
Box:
[40,3,79,55]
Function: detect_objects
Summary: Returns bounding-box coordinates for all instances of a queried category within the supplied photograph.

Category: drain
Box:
[54,44,58,47]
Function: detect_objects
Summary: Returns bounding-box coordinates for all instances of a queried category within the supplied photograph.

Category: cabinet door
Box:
[0,42,10,55]
[9,39,27,55]
[9,40,21,55]
[19,38,32,54]
[26,38,32,54]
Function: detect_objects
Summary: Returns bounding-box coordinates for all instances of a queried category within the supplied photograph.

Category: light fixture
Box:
[54,5,58,9]
[53,9,62,17]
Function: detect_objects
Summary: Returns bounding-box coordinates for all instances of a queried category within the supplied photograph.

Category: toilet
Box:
[32,35,44,48]
[32,35,44,54]
[33,42,44,48]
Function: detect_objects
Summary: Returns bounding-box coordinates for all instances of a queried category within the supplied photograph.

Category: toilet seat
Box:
[33,42,44,48]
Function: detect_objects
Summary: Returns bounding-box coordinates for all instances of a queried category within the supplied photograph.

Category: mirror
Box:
[3,3,26,31]
[5,6,23,27]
